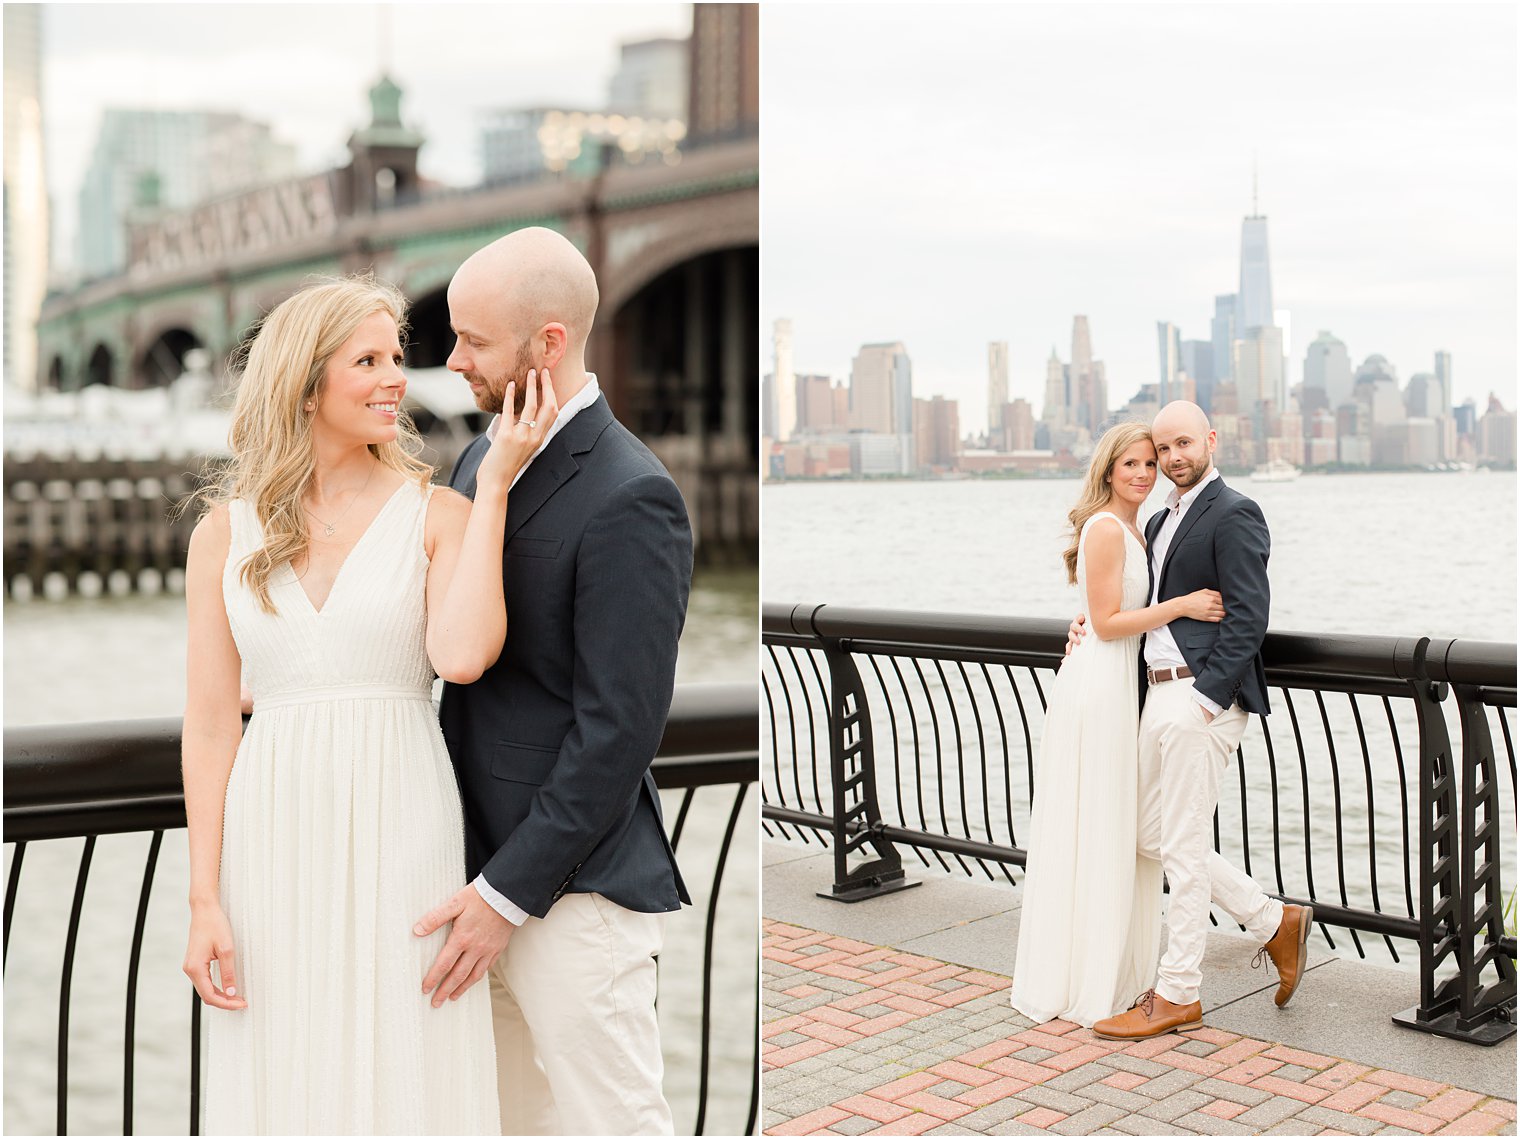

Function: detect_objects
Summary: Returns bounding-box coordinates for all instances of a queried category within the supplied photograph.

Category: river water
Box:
[760,472,1516,969]
[761,472,1515,640]
[3,567,758,1136]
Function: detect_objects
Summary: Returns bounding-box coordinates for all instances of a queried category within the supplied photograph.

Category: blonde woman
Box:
[1009,423,1223,1028]
[180,275,556,1133]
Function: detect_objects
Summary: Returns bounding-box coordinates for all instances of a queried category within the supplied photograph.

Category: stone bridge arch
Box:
[595,186,757,451]
[406,286,452,368]
[84,343,116,388]
[599,196,759,319]
[137,326,206,388]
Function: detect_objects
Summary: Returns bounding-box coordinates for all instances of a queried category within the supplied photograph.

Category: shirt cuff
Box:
[1194,689,1226,717]
[471,874,528,926]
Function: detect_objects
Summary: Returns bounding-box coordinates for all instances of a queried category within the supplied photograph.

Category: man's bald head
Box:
[1151,400,1216,490]
[451,226,599,354]
[1152,400,1211,440]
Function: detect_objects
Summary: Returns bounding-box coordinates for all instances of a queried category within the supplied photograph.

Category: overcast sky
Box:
[760,3,1517,430]
[40,3,689,269]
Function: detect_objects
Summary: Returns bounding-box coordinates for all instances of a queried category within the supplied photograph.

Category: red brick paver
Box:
[761,920,1516,1136]
[1374,1069,1453,1098]
[1435,1110,1510,1135]
[1015,1106,1068,1128]
[1199,1098,1250,1120]
[862,1113,943,1136]
[831,1095,910,1125]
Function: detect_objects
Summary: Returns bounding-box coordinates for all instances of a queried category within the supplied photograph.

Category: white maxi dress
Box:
[1009,511,1163,1027]
[203,482,500,1135]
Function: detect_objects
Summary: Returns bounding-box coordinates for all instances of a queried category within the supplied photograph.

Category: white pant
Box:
[487,892,673,1136]
[1137,678,1284,1005]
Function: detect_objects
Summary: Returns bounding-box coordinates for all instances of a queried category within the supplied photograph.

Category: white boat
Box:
[1251,459,1302,482]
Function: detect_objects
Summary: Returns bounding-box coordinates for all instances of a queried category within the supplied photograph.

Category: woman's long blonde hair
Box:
[1061,421,1154,584]
[199,274,433,614]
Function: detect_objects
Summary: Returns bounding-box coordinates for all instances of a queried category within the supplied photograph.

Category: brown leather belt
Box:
[1147,666,1193,685]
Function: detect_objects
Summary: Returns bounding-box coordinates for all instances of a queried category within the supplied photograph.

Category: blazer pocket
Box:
[491,741,559,784]
[1183,629,1217,648]
[507,536,563,559]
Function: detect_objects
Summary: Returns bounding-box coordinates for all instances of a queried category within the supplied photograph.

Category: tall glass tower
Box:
[1238,213,1274,333]
[987,341,1009,433]
[1211,294,1237,383]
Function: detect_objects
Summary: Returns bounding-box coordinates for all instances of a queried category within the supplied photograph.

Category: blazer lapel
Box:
[1144,509,1167,596]
[503,396,615,540]
[1157,474,1224,593]
[451,435,489,498]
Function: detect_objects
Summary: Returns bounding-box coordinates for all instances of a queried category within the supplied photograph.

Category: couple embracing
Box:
[180,228,691,1134]
[1010,402,1312,1041]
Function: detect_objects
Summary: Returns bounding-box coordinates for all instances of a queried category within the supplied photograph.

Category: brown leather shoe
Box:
[1254,903,1313,1007]
[1092,989,1202,1040]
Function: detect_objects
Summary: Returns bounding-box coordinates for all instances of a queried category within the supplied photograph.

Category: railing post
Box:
[1392,638,1462,1036]
[1392,637,1515,1044]
[1447,676,1516,1043]
[816,632,919,902]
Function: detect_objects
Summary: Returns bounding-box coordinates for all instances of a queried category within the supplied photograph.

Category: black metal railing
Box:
[762,602,1516,1046]
[4,682,758,1136]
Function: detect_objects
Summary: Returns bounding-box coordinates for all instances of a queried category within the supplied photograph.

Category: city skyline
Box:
[39,3,689,274]
[760,4,1516,430]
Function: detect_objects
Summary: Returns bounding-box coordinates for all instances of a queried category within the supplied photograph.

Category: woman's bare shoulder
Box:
[190,502,231,550]
[426,484,472,521]
[423,483,472,552]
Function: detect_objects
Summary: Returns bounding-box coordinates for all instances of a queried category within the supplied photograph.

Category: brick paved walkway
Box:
[762,920,1517,1137]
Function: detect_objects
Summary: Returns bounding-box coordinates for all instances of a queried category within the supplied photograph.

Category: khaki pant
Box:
[487,893,673,1136]
[1137,678,1284,1005]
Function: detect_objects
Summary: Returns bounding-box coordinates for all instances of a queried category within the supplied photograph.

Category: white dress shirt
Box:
[1145,465,1225,715]
[470,374,602,925]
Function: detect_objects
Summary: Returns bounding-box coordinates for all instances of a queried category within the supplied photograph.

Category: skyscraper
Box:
[1274,307,1293,402]
[795,374,841,433]
[1042,347,1067,428]
[1434,350,1453,417]
[688,3,759,145]
[987,341,1009,434]
[1157,322,1181,406]
[4,5,48,389]
[1071,315,1092,377]
[607,37,689,120]
[1405,373,1439,418]
[1233,326,1283,412]
[850,341,913,474]
[914,396,960,469]
[77,109,297,278]
[1304,331,1352,409]
[1238,214,1274,334]
[1354,355,1404,427]
[850,341,913,459]
[1181,340,1215,410]
[773,318,796,442]
[1211,294,1237,383]
[1230,179,1286,417]
[1070,316,1106,431]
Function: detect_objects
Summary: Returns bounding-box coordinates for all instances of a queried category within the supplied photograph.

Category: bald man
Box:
[415,227,692,1134]
[1073,402,1311,1041]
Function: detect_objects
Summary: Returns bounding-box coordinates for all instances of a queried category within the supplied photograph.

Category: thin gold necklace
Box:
[306,463,377,538]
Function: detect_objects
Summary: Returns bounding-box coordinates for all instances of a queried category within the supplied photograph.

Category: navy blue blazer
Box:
[1140,474,1272,717]
[438,394,693,918]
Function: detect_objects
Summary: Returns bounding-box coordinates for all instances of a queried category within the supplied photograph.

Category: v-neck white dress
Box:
[204,481,499,1135]
[1009,511,1164,1028]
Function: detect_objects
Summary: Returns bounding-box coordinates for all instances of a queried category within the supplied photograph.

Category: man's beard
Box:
[469,341,537,416]
[1166,454,1211,489]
